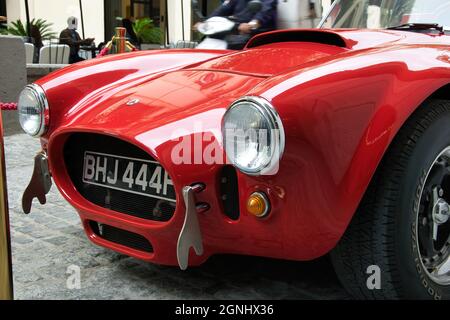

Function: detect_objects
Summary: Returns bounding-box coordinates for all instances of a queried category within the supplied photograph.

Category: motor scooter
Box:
[192,0,263,50]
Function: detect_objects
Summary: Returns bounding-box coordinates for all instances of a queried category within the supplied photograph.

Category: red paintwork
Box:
[34,29,450,266]
[0,103,17,110]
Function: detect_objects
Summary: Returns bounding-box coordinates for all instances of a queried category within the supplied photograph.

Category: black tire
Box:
[331,99,450,300]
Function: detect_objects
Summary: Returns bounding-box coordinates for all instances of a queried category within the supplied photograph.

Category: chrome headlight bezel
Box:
[18,84,49,137]
[222,96,285,176]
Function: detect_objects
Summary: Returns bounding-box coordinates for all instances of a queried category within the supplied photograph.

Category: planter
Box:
[140,43,162,50]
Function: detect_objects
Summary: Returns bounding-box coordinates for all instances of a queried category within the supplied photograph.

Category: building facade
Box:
[1,0,332,46]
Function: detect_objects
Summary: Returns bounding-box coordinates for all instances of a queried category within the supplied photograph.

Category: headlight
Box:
[222,96,285,175]
[18,84,49,137]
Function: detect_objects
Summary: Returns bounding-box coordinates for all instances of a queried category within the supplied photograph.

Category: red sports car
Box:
[18,0,450,299]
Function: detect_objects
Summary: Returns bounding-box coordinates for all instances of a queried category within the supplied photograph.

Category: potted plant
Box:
[132,18,163,50]
[7,18,56,40]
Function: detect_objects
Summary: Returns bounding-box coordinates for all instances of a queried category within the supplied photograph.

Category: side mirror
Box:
[248,0,263,14]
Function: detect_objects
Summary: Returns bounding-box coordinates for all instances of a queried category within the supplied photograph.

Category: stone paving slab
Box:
[4,133,349,300]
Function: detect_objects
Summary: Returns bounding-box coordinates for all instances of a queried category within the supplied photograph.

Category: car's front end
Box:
[18,0,450,299]
[21,28,386,268]
[18,47,319,268]
[40,74,287,269]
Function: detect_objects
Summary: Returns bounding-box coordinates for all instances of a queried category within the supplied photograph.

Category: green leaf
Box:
[132,18,162,44]
[6,18,56,40]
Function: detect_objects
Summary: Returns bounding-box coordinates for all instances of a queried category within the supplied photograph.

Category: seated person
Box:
[59,17,94,64]
[30,25,43,63]
[204,0,278,49]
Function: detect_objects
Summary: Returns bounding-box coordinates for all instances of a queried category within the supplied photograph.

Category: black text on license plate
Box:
[82,151,175,202]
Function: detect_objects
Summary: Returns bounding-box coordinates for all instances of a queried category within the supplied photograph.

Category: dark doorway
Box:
[104,0,163,43]
[131,0,160,25]
[0,0,6,17]
[104,0,122,41]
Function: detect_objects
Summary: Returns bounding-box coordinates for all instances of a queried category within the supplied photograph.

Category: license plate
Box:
[82,151,175,202]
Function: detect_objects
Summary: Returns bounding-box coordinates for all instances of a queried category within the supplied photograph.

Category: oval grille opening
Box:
[89,221,153,253]
[64,133,176,222]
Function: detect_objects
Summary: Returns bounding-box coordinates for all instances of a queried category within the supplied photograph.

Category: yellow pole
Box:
[0,113,13,300]
[115,27,127,54]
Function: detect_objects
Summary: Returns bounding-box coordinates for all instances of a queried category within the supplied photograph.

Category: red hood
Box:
[42,29,447,137]
[191,42,347,76]
[188,29,447,76]
[39,49,230,133]
[53,69,264,141]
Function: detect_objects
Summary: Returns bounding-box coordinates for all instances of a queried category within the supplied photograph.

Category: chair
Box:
[39,44,70,64]
[175,40,198,49]
[78,49,92,60]
[24,43,35,64]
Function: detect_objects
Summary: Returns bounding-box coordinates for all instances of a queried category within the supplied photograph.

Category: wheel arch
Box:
[330,97,450,299]
[349,82,450,224]
[428,83,450,102]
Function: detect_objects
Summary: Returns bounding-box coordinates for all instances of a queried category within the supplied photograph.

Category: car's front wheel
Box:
[331,99,450,300]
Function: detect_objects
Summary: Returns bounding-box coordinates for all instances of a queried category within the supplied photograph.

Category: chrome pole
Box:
[0,112,13,300]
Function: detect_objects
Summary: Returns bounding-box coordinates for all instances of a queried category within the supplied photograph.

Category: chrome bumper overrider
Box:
[22,151,52,214]
[177,185,204,270]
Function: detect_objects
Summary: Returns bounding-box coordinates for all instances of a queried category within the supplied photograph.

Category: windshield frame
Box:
[318,0,340,29]
[318,0,450,32]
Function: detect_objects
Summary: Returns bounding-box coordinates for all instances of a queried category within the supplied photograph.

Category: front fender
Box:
[246,44,450,258]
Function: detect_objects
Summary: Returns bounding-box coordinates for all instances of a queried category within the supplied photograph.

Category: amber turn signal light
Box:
[246,192,270,218]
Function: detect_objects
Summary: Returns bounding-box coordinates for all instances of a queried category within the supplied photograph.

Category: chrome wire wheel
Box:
[417,146,450,286]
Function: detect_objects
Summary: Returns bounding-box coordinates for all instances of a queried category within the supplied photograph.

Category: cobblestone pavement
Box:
[5,133,350,300]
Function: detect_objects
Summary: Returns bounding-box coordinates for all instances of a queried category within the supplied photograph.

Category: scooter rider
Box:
[200,0,278,49]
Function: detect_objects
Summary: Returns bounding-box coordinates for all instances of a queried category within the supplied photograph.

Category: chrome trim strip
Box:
[318,0,339,28]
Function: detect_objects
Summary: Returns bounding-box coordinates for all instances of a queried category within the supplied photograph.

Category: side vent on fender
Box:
[219,166,240,221]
